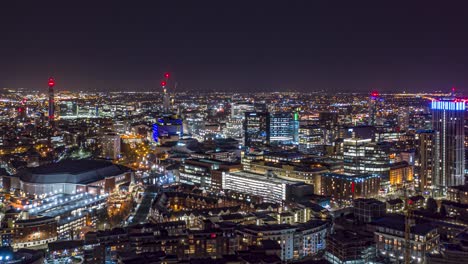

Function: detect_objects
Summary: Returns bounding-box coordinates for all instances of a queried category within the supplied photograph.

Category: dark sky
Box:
[1,1,468,93]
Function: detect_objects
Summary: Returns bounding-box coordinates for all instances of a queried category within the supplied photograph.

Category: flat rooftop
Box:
[228,171,303,185]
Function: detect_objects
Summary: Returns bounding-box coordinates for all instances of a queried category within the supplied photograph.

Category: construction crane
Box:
[404,185,414,264]
[161,72,171,113]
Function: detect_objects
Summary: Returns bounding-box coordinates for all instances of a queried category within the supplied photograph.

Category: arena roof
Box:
[18,160,130,184]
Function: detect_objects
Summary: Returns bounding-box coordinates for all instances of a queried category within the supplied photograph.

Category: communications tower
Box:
[368,90,380,126]
[48,77,55,126]
[162,72,170,113]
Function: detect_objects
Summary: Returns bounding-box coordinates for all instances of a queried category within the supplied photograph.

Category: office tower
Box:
[224,102,255,141]
[409,112,432,130]
[59,101,79,117]
[343,138,389,175]
[319,111,338,143]
[416,130,439,192]
[244,112,270,149]
[48,77,55,125]
[269,112,299,144]
[397,107,410,131]
[231,102,255,119]
[431,100,465,188]
[298,125,325,154]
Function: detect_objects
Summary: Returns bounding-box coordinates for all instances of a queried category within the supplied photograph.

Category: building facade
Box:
[431,100,465,189]
[244,112,270,148]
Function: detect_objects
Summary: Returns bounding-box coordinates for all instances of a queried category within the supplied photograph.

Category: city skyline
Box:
[2,1,468,92]
[1,2,468,263]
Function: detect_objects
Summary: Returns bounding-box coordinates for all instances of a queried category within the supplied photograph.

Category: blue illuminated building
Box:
[430,99,465,190]
[431,100,466,111]
[152,115,183,142]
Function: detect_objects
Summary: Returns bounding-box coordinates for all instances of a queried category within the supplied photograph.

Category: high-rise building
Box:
[343,138,390,176]
[100,133,121,160]
[231,102,255,119]
[269,112,299,144]
[397,107,410,131]
[244,112,270,148]
[431,100,465,189]
[416,130,439,192]
[59,101,78,117]
[298,125,325,155]
[388,161,414,188]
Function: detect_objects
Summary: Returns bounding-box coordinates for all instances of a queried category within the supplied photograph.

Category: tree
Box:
[426,197,438,214]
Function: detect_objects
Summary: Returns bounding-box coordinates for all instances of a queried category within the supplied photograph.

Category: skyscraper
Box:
[416,130,439,192]
[269,112,299,144]
[244,112,270,149]
[298,125,325,155]
[431,100,465,189]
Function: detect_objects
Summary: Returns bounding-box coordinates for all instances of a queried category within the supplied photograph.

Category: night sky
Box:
[1,1,468,93]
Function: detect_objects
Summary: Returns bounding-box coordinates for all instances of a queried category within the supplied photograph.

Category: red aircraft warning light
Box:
[370,91,379,97]
[48,77,55,87]
[164,72,170,79]
[161,81,167,87]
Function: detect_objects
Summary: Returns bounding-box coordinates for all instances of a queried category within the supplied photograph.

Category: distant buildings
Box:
[244,111,299,148]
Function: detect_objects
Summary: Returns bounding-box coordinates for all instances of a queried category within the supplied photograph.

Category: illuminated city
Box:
[1,2,468,264]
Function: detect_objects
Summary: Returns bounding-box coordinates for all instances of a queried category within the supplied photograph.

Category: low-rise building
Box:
[372,215,439,263]
[353,198,386,223]
[318,173,381,204]
[13,216,58,249]
[237,220,329,261]
[222,171,312,204]
[325,230,376,264]
[447,185,468,204]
